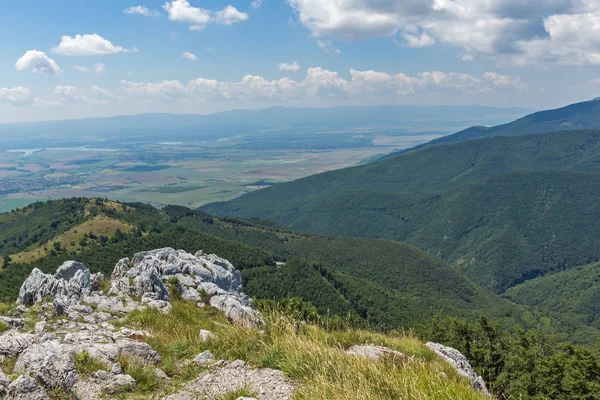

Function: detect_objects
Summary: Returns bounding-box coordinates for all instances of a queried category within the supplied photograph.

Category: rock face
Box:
[426,342,490,396]
[2,248,263,399]
[18,261,92,306]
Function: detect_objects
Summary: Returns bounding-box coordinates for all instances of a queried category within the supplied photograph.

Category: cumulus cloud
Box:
[163,0,248,30]
[123,5,160,16]
[115,67,527,104]
[74,65,89,72]
[317,40,341,55]
[286,0,600,65]
[0,87,32,105]
[251,0,263,9]
[277,61,300,71]
[52,34,136,56]
[35,85,120,107]
[15,50,62,75]
[95,63,107,74]
[182,52,197,61]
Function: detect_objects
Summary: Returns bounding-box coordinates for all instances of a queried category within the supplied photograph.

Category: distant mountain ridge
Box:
[403,98,600,153]
[0,105,530,149]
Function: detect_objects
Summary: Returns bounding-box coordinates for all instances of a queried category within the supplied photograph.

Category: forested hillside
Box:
[0,199,596,345]
[504,261,600,329]
[203,130,600,294]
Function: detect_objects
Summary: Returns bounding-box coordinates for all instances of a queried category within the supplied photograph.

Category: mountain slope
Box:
[410,98,600,151]
[203,130,600,293]
[504,261,600,329]
[1,199,596,345]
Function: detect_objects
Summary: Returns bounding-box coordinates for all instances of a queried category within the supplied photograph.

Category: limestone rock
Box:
[0,369,11,396]
[346,345,405,360]
[101,374,137,395]
[199,329,217,342]
[14,340,78,391]
[0,333,36,358]
[193,350,216,365]
[426,342,490,396]
[7,375,49,400]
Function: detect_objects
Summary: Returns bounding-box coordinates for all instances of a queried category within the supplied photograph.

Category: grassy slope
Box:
[110,300,491,399]
[10,217,133,263]
[504,261,600,329]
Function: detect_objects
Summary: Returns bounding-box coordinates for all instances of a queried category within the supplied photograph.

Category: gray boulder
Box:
[426,342,490,396]
[6,375,49,400]
[0,333,36,358]
[17,261,93,307]
[14,340,78,391]
[193,350,215,365]
[101,374,137,395]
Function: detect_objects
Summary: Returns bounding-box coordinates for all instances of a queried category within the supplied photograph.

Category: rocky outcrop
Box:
[18,261,93,306]
[426,342,490,396]
[1,248,263,399]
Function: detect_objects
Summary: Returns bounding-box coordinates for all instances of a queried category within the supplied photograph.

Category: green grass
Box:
[0,355,18,375]
[73,351,109,377]
[117,356,161,394]
[122,300,486,400]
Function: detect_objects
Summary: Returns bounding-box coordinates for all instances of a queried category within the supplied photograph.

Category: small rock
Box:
[193,350,215,365]
[91,370,111,381]
[101,374,137,395]
[199,329,217,342]
[155,367,170,380]
[110,362,123,375]
[230,359,246,368]
[236,398,258,400]
[34,321,46,335]
[346,345,405,360]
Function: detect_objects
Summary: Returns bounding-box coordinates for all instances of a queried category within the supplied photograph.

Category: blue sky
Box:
[1,0,600,123]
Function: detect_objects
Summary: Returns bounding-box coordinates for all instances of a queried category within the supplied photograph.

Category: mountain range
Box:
[203,99,600,333]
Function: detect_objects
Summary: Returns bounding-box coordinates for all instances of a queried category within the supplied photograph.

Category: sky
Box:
[1,0,600,123]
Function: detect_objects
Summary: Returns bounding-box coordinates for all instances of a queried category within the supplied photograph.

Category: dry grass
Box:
[10,217,133,263]
[123,300,488,400]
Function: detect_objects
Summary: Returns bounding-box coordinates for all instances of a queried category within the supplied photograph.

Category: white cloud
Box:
[35,86,120,107]
[277,61,300,71]
[286,0,600,65]
[15,50,62,75]
[251,0,263,9]
[214,5,249,25]
[115,67,527,104]
[399,31,435,48]
[483,71,527,89]
[182,52,197,61]
[590,79,600,85]
[52,34,136,56]
[163,0,248,30]
[0,87,32,105]
[95,63,107,74]
[74,65,89,72]
[317,40,341,55]
[123,5,160,16]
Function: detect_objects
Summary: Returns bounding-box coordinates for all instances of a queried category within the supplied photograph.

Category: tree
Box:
[2,256,11,268]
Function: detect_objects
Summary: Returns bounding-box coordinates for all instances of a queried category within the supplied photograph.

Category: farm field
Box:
[0,133,435,212]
